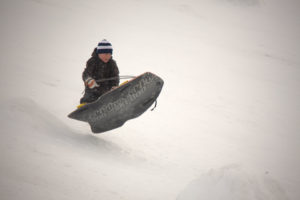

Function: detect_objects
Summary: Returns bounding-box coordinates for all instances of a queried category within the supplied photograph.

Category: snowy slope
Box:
[0,0,299,199]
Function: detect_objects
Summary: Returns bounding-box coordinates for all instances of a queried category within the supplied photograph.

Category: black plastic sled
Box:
[68,72,164,133]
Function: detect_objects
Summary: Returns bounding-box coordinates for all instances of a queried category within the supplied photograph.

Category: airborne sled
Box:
[68,72,164,133]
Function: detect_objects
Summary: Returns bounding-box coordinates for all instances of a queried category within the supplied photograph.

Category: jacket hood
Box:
[91,48,98,57]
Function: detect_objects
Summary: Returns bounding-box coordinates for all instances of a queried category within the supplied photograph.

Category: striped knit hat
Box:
[96,39,113,54]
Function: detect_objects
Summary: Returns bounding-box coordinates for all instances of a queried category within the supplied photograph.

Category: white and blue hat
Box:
[96,39,113,54]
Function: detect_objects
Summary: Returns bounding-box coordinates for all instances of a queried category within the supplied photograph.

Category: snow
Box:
[0,0,299,199]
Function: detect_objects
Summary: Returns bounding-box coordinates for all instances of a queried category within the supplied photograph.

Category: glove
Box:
[85,77,99,89]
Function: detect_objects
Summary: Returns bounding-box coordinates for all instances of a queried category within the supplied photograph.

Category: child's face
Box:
[98,53,112,63]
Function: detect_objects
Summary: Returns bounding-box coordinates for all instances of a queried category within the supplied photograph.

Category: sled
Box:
[68,72,164,133]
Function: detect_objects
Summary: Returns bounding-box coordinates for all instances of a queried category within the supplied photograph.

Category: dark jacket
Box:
[82,48,120,97]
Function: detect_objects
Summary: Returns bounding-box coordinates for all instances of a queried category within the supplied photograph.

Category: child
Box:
[80,39,120,104]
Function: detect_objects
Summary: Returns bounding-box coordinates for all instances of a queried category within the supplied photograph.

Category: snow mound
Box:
[177,165,289,200]
[220,0,261,6]
[0,97,134,156]
[2,97,71,132]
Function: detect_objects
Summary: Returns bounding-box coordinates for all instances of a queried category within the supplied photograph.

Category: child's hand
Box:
[86,77,99,89]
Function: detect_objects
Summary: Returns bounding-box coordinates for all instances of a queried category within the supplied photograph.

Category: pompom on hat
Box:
[96,39,113,54]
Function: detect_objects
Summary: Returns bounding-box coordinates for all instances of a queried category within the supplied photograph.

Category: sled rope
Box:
[96,75,136,83]
[82,75,136,94]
